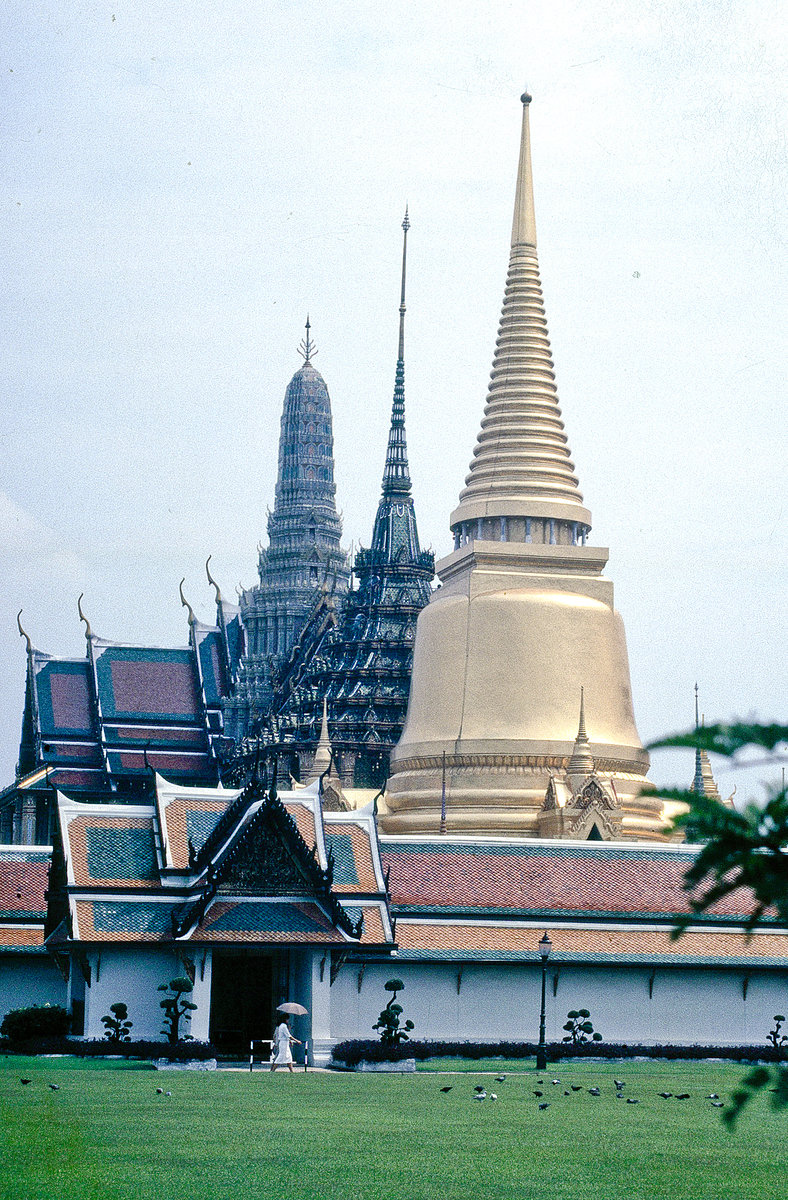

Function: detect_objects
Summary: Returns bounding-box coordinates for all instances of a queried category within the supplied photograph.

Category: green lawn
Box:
[1,1057,784,1200]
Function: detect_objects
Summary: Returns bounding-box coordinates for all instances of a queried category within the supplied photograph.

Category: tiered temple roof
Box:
[232,214,434,789]
[45,774,394,953]
[224,324,350,739]
[1,596,242,844]
[380,836,787,967]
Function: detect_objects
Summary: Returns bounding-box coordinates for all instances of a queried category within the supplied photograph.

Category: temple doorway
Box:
[209,954,274,1054]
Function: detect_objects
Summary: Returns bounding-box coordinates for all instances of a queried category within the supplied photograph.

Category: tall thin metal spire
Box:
[380,208,412,498]
[398,205,409,360]
[692,682,705,795]
[298,316,316,364]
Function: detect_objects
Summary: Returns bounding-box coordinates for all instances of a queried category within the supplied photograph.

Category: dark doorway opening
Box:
[209,954,274,1054]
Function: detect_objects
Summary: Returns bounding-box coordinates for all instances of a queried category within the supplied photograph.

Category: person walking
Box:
[271,1013,301,1072]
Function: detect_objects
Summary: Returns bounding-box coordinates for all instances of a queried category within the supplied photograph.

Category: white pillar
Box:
[309,949,333,1066]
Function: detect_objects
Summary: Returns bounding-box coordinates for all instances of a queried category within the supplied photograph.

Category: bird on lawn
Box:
[658,1092,673,1099]
[489,1093,498,1101]
[474,1085,486,1093]
[614,1080,625,1089]
[156,1088,164,1094]
[20,1079,31,1085]
[48,1084,60,1091]
[626,1098,639,1104]
[570,1084,583,1092]
[494,1076,506,1083]
[588,1087,601,1096]
[711,1101,724,1108]
[533,1090,544,1097]
[474,1090,487,1101]
[538,1102,550,1111]
[439,1086,453,1093]
[165,1091,172,1097]
[675,1093,690,1100]
[706,1093,719,1100]
[564,1090,571,1096]
[551,1079,561,1086]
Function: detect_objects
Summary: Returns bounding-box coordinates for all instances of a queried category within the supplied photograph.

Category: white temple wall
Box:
[329,960,788,1048]
[0,955,66,1023]
[81,947,187,1041]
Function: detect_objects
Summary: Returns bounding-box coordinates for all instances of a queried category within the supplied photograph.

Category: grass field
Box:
[1,1057,784,1200]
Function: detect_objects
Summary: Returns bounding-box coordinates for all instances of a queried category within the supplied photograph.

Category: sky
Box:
[2,1,786,800]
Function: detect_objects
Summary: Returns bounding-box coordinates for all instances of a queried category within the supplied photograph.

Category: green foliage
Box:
[373,978,414,1048]
[0,1003,71,1042]
[158,977,198,1045]
[101,1002,133,1044]
[562,1008,603,1046]
[647,721,788,1123]
[649,722,788,758]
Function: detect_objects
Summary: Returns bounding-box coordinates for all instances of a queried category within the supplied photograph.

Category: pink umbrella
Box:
[277,1002,308,1016]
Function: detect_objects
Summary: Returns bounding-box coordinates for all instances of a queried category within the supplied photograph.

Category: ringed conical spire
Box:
[450,93,591,544]
[380,206,413,500]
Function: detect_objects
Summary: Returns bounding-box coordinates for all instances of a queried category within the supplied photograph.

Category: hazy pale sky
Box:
[2,1,786,797]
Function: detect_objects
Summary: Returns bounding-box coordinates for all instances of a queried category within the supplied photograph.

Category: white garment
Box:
[273,1022,293,1065]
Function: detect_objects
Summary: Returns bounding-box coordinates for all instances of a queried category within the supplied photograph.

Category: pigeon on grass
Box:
[439,1086,453,1093]
[538,1102,550,1111]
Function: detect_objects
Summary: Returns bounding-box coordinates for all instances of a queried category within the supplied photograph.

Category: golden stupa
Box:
[383,94,663,840]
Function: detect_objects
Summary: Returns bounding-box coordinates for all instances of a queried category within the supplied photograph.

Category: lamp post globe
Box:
[536,932,552,1071]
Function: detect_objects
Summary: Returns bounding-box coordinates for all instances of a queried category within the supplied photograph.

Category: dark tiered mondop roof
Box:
[241,213,434,788]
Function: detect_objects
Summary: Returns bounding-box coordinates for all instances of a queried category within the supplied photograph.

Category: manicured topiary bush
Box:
[0,1004,71,1042]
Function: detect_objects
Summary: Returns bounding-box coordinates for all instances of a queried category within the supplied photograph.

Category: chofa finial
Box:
[298,315,317,363]
[77,594,93,639]
[179,578,196,627]
[205,555,222,605]
[16,609,32,655]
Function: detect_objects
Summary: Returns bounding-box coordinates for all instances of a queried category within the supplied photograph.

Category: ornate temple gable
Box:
[538,770,622,840]
[170,778,361,940]
[216,814,313,897]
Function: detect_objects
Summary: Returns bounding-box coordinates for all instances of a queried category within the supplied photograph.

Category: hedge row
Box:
[0,1037,218,1061]
[330,1039,786,1066]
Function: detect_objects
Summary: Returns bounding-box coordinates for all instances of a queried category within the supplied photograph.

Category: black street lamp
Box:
[536,931,552,1071]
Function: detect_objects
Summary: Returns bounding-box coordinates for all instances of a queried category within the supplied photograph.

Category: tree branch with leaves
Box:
[647,721,788,1126]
